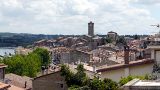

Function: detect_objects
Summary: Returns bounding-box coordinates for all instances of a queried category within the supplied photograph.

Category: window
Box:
[60,84,63,88]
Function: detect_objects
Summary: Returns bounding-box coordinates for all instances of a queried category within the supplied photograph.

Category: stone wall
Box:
[32,71,67,90]
[70,50,92,64]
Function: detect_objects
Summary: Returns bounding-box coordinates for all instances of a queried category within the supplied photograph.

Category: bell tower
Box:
[88,21,94,37]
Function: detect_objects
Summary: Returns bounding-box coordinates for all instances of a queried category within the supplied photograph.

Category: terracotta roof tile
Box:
[0,82,10,89]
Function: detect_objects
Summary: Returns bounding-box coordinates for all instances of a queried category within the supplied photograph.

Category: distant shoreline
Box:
[0,47,15,56]
[0,47,16,49]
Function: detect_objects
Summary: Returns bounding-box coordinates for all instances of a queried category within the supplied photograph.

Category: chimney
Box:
[124,46,130,64]
[93,65,96,73]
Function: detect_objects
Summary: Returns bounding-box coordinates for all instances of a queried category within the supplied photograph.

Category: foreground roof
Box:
[0,82,10,89]
[123,78,160,90]
[5,73,32,89]
[0,64,7,68]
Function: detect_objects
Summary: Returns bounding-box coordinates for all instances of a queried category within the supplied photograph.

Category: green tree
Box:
[2,50,44,77]
[89,77,104,90]
[119,75,150,86]
[3,55,25,75]
[106,37,112,43]
[116,36,126,45]
[101,38,106,45]
[0,58,3,63]
[69,85,91,90]
[134,34,139,40]
[68,85,80,90]
[74,64,87,86]
[60,64,74,86]
[23,53,41,77]
[61,64,120,90]
[33,48,50,67]
[103,78,119,90]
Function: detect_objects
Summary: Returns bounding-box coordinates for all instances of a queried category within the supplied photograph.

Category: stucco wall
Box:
[100,68,125,82]
[129,63,153,76]
[100,63,153,82]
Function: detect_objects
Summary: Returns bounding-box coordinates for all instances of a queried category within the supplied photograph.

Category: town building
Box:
[107,31,118,41]
[70,49,92,64]
[34,39,55,47]
[32,71,67,90]
[147,40,160,78]
[0,64,26,90]
[15,46,32,55]
[51,47,92,64]
[96,46,154,82]
[68,63,96,79]
[97,59,154,82]
[0,64,11,90]
[51,47,71,64]
[5,73,32,90]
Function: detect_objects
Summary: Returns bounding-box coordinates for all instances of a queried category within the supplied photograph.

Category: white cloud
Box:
[0,0,159,35]
[131,0,160,5]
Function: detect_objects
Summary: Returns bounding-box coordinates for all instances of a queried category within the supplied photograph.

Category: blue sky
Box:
[0,0,159,35]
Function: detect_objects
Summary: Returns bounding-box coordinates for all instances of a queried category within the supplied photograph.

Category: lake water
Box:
[0,47,15,56]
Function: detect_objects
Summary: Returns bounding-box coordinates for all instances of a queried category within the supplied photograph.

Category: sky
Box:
[0,0,160,35]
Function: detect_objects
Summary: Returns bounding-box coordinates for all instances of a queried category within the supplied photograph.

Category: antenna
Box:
[151,24,160,34]
[151,24,160,28]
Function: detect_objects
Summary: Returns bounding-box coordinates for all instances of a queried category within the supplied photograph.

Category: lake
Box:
[0,47,15,56]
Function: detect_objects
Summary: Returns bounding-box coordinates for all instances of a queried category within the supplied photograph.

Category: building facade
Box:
[32,71,67,90]
[97,59,154,82]
[107,31,118,41]
[96,46,154,82]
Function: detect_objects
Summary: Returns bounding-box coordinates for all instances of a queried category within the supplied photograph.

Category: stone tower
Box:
[88,21,94,37]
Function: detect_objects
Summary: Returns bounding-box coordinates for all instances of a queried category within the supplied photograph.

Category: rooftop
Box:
[97,58,154,72]
[8,85,25,90]
[33,70,61,80]
[5,73,32,89]
[0,64,7,68]
[107,31,117,34]
[124,78,160,87]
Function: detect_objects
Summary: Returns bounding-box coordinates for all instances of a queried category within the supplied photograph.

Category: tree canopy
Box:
[1,48,50,77]
[116,36,127,45]
[119,75,151,86]
[60,64,119,90]
[33,48,51,67]
[106,37,112,43]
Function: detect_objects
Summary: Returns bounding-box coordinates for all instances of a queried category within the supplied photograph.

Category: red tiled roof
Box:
[97,59,154,72]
